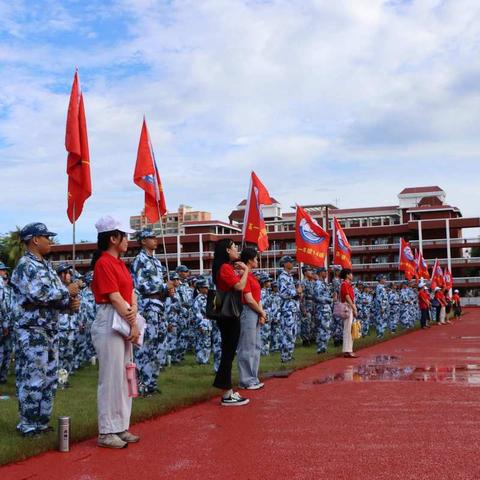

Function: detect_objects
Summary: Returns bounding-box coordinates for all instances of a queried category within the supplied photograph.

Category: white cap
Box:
[454,289,459,293]
[434,286,441,291]
[95,215,135,234]
[418,281,426,288]
[423,285,429,290]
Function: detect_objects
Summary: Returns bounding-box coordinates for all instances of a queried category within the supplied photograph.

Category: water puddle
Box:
[263,370,293,379]
[313,364,480,385]
[452,336,480,340]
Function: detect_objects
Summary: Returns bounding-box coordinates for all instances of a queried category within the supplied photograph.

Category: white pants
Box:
[91,304,132,435]
[439,306,446,324]
[342,309,353,353]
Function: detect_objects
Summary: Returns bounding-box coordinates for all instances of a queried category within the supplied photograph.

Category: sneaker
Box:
[97,433,128,449]
[116,431,140,443]
[245,382,264,390]
[221,392,250,406]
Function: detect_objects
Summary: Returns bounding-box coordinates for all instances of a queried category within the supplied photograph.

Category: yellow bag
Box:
[351,320,362,340]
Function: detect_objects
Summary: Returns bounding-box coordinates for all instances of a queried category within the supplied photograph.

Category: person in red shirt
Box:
[418,285,431,329]
[434,287,448,325]
[340,268,358,358]
[90,215,140,449]
[452,289,462,318]
[237,247,267,390]
[211,238,249,406]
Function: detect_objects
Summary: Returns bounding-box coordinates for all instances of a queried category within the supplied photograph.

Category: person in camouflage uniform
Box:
[278,256,300,363]
[300,265,316,346]
[165,276,188,364]
[362,286,374,336]
[130,229,166,396]
[330,265,343,346]
[388,283,400,333]
[10,223,79,436]
[408,280,419,328]
[399,281,412,329]
[0,263,14,384]
[374,275,389,338]
[259,274,273,355]
[175,265,194,357]
[78,271,96,362]
[269,281,282,352]
[192,279,211,364]
[312,266,333,353]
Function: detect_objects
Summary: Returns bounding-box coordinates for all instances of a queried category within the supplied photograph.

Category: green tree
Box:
[0,227,24,267]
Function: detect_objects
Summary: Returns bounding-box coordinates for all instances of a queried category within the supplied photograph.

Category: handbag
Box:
[206,288,243,320]
[333,302,350,320]
[351,320,362,340]
[112,306,146,346]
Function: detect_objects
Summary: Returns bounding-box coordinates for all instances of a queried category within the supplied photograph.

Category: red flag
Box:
[66,70,91,223]
[398,238,416,280]
[295,205,330,267]
[332,217,351,269]
[134,118,167,224]
[443,266,453,289]
[415,249,430,280]
[430,259,444,290]
[242,171,273,252]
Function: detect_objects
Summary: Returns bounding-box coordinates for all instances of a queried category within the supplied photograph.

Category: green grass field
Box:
[0,327,414,466]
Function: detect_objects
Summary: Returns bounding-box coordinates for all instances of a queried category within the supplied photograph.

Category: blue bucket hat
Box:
[0,262,10,270]
[56,263,73,274]
[20,222,57,241]
[176,265,189,273]
[279,255,295,267]
[169,272,180,281]
[136,228,156,240]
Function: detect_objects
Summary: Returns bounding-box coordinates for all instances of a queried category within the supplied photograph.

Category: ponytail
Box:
[90,230,125,269]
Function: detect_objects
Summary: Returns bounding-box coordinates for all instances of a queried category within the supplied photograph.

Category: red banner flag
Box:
[242,171,273,252]
[443,266,453,289]
[430,259,444,290]
[66,70,91,223]
[399,238,416,280]
[295,205,330,268]
[134,118,167,224]
[332,217,351,269]
[415,249,430,280]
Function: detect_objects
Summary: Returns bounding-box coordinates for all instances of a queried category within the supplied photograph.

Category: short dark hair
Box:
[340,268,352,280]
[240,247,258,264]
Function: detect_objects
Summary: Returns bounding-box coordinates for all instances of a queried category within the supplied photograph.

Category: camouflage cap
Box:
[20,222,57,241]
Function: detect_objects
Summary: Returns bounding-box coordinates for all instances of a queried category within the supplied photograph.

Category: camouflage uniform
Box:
[57,311,76,375]
[278,270,298,363]
[399,286,412,329]
[131,249,166,394]
[269,287,282,352]
[388,287,400,333]
[0,281,14,383]
[331,276,343,345]
[300,278,316,345]
[211,319,222,373]
[312,278,333,353]
[11,251,70,434]
[374,283,389,337]
[260,287,272,355]
[165,292,189,363]
[192,292,211,364]
[78,283,96,362]
[176,281,194,357]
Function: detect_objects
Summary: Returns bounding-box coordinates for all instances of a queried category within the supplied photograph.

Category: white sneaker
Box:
[245,382,265,390]
[221,392,250,406]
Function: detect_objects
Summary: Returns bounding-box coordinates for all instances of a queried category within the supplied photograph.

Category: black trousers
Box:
[420,308,429,328]
[213,316,241,390]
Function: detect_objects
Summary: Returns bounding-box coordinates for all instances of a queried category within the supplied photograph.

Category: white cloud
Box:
[0,0,479,242]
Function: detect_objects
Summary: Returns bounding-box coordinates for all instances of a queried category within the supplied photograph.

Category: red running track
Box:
[3,309,480,480]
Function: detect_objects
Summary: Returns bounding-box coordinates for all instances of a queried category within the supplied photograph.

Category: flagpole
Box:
[156,205,170,276]
[72,202,76,274]
[273,240,277,280]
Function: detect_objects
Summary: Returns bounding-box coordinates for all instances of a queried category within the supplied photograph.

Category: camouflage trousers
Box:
[375,311,388,337]
[269,320,281,352]
[314,308,332,353]
[389,308,400,333]
[260,321,271,356]
[194,327,212,364]
[135,313,167,393]
[0,333,14,383]
[166,321,189,364]
[299,310,315,344]
[359,313,370,337]
[331,313,344,345]
[58,330,75,375]
[212,321,222,373]
[280,310,297,363]
[15,328,58,434]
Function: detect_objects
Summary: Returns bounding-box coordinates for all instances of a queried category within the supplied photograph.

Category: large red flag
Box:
[415,249,430,280]
[399,238,416,280]
[430,259,444,290]
[443,266,453,289]
[134,118,167,224]
[66,70,91,223]
[332,217,351,269]
[242,171,273,252]
[295,205,330,267]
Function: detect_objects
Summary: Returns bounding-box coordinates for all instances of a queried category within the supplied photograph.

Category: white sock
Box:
[223,389,233,399]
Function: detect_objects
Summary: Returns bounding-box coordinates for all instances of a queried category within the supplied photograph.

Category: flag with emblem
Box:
[242,171,273,252]
[430,258,444,290]
[398,238,416,280]
[332,216,352,269]
[66,70,91,223]
[134,118,167,223]
[443,266,453,289]
[295,205,330,267]
[415,249,430,280]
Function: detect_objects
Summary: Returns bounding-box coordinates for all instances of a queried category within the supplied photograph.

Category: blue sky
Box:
[1,0,480,242]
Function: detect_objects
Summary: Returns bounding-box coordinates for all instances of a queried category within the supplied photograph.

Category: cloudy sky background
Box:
[1,0,480,242]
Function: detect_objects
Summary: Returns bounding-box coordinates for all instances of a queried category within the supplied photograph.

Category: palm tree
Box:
[0,227,24,267]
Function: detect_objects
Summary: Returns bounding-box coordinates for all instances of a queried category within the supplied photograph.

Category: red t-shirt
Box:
[435,290,447,307]
[92,252,134,304]
[216,263,241,292]
[340,281,355,303]
[242,272,261,304]
[418,290,430,310]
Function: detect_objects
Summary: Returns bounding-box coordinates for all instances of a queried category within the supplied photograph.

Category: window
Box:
[350,219,360,228]
[371,217,381,226]
[351,256,362,265]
